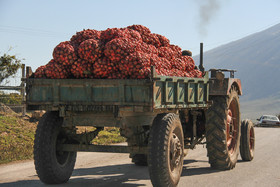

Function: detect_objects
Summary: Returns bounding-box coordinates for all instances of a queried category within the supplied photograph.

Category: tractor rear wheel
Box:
[205,87,241,170]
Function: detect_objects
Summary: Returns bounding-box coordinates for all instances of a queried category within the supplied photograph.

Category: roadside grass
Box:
[0,112,37,164]
[0,113,126,164]
[92,127,126,145]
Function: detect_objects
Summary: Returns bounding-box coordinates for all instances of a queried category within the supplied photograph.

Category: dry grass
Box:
[92,127,126,145]
[77,126,126,145]
[0,112,37,164]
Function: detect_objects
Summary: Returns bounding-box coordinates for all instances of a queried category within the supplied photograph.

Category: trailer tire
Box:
[240,119,255,161]
[34,111,77,184]
[205,87,241,170]
[148,113,184,187]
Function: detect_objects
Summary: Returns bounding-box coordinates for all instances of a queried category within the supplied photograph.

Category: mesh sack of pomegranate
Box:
[104,37,141,63]
[92,57,118,78]
[71,59,94,79]
[78,39,103,62]
[70,29,101,49]
[44,60,70,79]
[52,41,77,66]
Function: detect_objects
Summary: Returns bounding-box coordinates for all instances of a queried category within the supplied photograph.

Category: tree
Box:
[0,50,22,84]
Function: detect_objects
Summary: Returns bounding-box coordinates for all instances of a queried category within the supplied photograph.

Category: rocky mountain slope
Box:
[194,23,280,118]
[195,23,280,101]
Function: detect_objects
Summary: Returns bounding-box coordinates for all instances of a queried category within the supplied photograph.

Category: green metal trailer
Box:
[27,68,209,126]
[26,66,254,187]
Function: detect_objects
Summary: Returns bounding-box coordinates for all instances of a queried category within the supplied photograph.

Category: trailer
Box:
[26,53,254,187]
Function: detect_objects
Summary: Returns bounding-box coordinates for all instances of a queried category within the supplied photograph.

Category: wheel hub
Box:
[170,133,182,171]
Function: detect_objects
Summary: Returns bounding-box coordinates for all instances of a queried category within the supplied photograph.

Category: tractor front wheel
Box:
[240,119,255,161]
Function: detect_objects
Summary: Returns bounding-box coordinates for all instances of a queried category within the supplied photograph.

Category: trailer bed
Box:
[27,72,210,112]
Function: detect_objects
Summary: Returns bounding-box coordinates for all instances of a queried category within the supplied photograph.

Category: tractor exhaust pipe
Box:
[199,43,205,72]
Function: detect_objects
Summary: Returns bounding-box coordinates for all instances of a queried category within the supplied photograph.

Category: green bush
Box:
[0,92,22,105]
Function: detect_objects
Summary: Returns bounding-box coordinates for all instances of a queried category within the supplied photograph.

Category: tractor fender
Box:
[209,78,242,96]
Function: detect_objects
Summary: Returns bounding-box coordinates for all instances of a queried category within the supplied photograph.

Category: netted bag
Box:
[156,34,170,47]
[127,25,151,35]
[34,65,46,78]
[172,58,185,71]
[119,51,151,78]
[189,69,203,78]
[122,28,142,41]
[78,39,103,62]
[53,41,77,65]
[45,60,70,79]
[157,46,176,61]
[140,43,158,55]
[169,44,182,59]
[70,29,101,48]
[181,56,195,71]
[71,59,93,78]
[92,57,118,78]
[104,37,141,63]
[142,33,161,47]
[170,68,185,77]
[100,28,127,43]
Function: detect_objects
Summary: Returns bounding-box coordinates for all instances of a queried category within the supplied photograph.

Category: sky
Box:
[0,0,280,71]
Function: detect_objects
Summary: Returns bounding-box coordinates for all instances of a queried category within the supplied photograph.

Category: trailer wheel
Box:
[34,111,77,184]
[240,119,255,161]
[205,87,241,170]
[148,113,184,187]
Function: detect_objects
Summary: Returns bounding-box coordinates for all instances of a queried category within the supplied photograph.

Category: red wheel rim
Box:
[226,100,238,155]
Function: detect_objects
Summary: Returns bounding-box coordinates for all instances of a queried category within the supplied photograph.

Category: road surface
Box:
[0,127,279,187]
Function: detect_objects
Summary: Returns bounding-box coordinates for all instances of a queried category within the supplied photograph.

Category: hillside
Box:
[194,23,280,101]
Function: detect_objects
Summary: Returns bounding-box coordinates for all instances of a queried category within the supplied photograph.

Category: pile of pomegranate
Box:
[34,25,202,79]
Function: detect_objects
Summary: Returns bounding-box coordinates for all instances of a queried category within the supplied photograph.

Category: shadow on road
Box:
[182,159,222,177]
[0,163,150,187]
[0,159,224,186]
[69,163,150,186]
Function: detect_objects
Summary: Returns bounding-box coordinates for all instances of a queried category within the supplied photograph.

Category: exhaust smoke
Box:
[196,0,221,36]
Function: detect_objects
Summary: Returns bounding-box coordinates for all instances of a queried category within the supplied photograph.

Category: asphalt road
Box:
[0,127,279,187]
